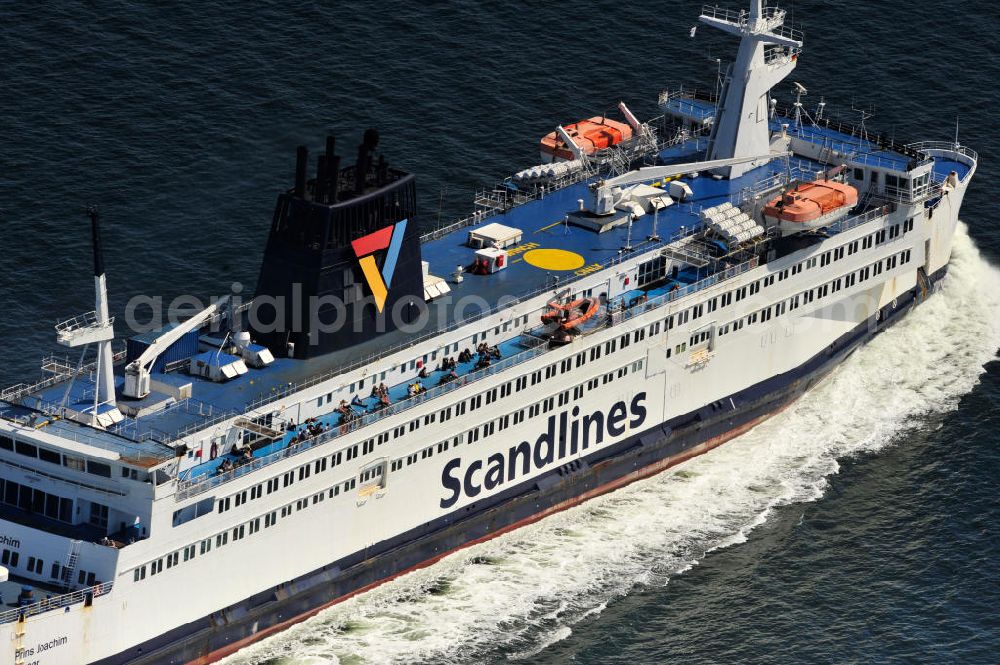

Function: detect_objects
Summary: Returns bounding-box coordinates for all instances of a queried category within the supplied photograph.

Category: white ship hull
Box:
[0,145,974,663]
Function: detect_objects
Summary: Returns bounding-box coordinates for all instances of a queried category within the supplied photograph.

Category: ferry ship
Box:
[0,3,977,663]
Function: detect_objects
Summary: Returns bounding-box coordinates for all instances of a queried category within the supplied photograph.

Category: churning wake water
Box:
[215,226,1000,665]
[1,1,997,663]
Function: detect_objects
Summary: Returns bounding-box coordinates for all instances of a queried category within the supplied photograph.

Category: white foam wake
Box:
[221,224,1000,665]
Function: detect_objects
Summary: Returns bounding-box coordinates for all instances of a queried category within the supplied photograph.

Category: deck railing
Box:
[176,336,550,499]
[825,205,893,236]
[0,581,113,624]
[0,350,126,407]
[906,141,979,166]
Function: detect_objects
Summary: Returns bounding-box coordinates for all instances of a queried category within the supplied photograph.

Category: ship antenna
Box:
[791,82,809,131]
[84,206,120,424]
[851,100,874,144]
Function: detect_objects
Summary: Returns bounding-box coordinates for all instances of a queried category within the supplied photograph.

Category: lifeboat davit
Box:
[540,117,633,163]
[762,180,859,233]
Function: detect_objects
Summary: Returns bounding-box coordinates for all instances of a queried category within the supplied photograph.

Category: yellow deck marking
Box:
[535,220,564,233]
[574,262,604,276]
[523,249,585,271]
[506,241,539,257]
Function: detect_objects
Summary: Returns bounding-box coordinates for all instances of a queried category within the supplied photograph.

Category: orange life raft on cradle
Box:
[541,297,601,330]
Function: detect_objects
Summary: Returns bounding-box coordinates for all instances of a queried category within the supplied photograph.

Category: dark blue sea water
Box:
[1,2,998,663]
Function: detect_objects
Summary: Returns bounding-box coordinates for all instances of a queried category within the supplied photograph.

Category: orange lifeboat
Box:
[540,117,633,163]
[763,180,859,231]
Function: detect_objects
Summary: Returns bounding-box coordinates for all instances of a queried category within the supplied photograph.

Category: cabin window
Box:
[89,502,109,529]
[87,460,112,478]
[38,447,61,465]
[15,441,37,458]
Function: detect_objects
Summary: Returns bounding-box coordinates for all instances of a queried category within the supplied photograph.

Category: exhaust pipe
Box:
[294,145,308,199]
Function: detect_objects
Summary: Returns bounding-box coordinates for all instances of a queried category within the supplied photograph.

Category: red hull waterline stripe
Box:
[191,407,783,665]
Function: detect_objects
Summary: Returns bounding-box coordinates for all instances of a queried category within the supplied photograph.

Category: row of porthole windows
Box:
[303,341,619,485]
[663,220,906,334]
[389,360,644,473]
[717,247,914,338]
[217,447,355,515]
[139,476,362,582]
[0,548,98,587]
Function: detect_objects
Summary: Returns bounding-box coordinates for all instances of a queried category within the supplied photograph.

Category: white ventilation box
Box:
[474,247,509,273]
[468,223,523,249]
[189,351,248,383]
[669,180,694,201]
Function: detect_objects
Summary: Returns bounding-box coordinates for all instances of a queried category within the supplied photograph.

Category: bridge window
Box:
[0,478,73,523]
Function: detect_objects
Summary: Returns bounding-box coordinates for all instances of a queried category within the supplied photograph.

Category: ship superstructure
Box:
[0,3,977,664]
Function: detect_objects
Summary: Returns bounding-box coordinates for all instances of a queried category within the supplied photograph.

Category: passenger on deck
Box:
[475,355,491,370]
[219,459,234,474]
[491,346,501,359]
[243,448,253,462]
[419,366,429,379]
[459,348,472,363]
[439,368,459,385]
[286,419,295,431]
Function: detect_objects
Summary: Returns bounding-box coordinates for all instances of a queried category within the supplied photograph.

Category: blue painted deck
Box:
[186,334,535,480]
[13,113,968,464]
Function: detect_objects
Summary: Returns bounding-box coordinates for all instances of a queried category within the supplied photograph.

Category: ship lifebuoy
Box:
[496,254,504,267]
